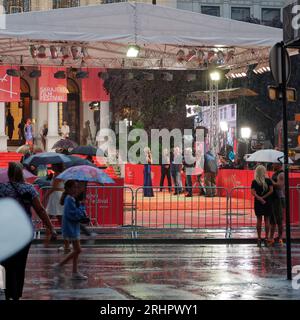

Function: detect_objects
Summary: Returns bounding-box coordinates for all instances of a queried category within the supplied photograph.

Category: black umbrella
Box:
[23,152,72,167]
[71,145,101,157]
[52,139,78,150]
[65,155,97,169]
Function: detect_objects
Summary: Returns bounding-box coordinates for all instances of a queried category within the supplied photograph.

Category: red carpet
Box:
[0,152,23,168]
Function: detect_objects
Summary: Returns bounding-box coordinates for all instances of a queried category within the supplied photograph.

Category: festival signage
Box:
[0,66,20,102]
[284,0,300,46]
[39,66,68,102]
[81,68,110,102]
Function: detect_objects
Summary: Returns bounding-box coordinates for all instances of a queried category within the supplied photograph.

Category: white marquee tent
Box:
[0,2,283,69]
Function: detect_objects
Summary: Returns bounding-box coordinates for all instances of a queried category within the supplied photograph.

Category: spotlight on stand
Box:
[6,68,20,77]
[37,45,47,58]
[50,46,58,59]
[161,72,173,81]
[76,70,89,79]
[126,45,140,58]
[54,70,66,79]
[89,101,100,111]
[29,69,41,78]
[98,71,109,80]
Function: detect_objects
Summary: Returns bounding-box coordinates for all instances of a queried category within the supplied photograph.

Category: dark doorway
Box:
[59,78,80,144]
[6,78,31,146]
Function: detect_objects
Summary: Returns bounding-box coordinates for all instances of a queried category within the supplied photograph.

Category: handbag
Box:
[79,215,90,225]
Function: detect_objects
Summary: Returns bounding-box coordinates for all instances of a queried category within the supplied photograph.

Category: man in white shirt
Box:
[60,121,70,139]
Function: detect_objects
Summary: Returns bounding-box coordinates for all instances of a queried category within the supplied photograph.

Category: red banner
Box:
[81,68,110,102]
[0,66,20,102]
[39,66,67,102]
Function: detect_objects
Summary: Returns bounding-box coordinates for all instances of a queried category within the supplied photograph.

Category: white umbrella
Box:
[246,149,293,164]
[0,199,33,262]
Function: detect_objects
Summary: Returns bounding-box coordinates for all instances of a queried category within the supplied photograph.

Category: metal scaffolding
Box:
[209,78,219,155]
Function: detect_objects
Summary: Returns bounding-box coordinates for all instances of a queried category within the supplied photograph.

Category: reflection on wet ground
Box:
[1,244,300,300]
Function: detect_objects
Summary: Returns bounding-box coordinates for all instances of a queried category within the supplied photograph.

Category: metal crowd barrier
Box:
[135,186,230,233]
[229,187,256,233]
[35,185,135,233]
[31,184,300,239]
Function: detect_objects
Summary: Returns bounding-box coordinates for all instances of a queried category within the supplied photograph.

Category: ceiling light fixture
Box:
[54,70,66,79]
[71,46,80,60]
[76,70,89,79]
[50,46,58,59]
[6,68,20,77]
[126,45,140,58]
[29,69,41,78]
[37,45,47,58]
[29,45,37,58]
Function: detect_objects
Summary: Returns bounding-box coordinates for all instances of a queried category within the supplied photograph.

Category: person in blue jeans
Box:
[54,180,88,280]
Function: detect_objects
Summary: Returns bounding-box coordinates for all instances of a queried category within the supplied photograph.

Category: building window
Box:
[231,7,250,22]
[201,6,220,17]
[231,105,235,118]
[101,0,127,3]
[53,0,80,9]
[261,8,281,27]
[3,0,31,13]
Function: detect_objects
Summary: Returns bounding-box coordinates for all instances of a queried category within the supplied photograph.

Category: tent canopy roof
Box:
[0,2,282,69]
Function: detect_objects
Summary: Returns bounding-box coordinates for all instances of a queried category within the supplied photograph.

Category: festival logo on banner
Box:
[0,66,20,102]
[81,68,110,102]
[39,67,67,102]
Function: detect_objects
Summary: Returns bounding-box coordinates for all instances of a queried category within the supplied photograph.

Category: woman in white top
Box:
[61,121,70,139]
[45,164,64,223]
[45,164,67,249]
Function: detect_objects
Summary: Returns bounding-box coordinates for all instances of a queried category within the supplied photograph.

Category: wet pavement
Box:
[1,243,300,300]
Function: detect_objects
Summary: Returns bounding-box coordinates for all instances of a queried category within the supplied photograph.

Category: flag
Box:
[39,66,68,102]
[82,68,110,102]
[0,66,20,102]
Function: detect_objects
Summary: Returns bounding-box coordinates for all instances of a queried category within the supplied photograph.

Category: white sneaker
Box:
[71,272,88,280]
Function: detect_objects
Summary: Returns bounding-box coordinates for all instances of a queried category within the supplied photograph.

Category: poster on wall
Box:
[39,66,68,102]
[0,66,20,102]
[81,68,110,102]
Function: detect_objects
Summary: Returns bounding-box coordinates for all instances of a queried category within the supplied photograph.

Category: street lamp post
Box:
[280,41,292,281]
[209,71,220,155]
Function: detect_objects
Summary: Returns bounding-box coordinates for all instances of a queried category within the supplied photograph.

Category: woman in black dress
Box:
[0,162,56,300]
[251,165,274,247]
